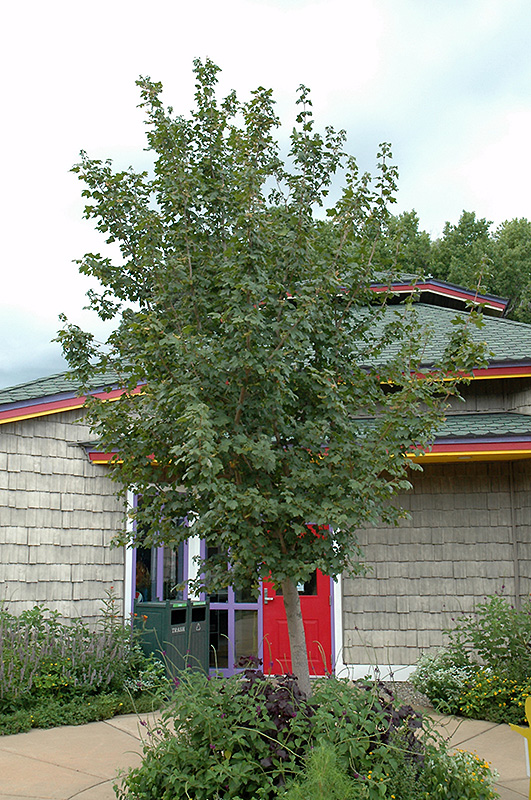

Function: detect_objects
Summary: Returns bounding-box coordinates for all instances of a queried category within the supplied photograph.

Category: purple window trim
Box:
[156,547,164,601]
[132,494,190,604]
[329,576,335,675]
[130,494,139,618]
[182,539,190,602]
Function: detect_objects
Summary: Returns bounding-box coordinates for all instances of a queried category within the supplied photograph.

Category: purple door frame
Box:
[199,540,263,676]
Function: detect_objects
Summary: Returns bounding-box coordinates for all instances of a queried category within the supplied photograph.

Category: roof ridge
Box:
[445,410,531,416]
[0,370,73,393]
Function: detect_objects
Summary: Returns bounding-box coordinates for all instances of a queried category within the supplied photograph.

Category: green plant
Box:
[411,649,479,715]
[123,653,169,694]
[417,747,498,800]
[0,690,163,736]
[283,743,366,800]
[411,594,531,723]
[115,671,498,800]
[448,594,531,683]
[458,670,531,725]
[0,602,169,732]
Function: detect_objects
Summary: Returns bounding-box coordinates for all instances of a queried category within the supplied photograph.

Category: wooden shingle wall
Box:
[0,410,125,623]
[342,459,531,666]
[447,378,531,413]
[509,380,531,414]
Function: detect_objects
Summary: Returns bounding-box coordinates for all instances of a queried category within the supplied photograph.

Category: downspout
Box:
[509,462,521,610]
[505,380,521,611]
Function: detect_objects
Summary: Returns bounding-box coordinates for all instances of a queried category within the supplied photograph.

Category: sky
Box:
[2,0,531,390]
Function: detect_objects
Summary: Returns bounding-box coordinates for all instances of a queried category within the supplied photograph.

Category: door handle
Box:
[264,588,274,604]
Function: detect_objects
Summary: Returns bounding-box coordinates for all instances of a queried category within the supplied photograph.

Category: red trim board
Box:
[0,385,142,425]
[87,441,531,466]
[371,281,507,312]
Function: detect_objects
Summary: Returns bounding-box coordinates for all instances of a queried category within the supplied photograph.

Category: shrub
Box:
[458,670,531,724]
[411,593,531,723]
[0,596,170,733]
[418,748,498,800]
[410,648,479,715]
[448,594,531,683]
[116,671,498,800]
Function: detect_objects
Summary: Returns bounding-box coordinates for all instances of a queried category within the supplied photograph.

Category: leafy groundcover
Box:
[116,669,498,800]
[0,600,169,735]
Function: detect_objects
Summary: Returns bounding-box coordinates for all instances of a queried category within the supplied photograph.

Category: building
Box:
[1,279,530,678]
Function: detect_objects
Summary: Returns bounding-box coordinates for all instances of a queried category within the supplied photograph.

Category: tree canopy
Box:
[394,209,531,324]
[59,60,487,692]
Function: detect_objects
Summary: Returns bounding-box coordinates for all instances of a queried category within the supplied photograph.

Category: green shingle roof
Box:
[437,412,531,439]
[1,303,530,407]
[369,303,531,366]
[0,370,119,405]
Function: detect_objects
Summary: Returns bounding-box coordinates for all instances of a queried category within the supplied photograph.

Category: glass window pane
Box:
[235,609,258,662]
[163,545,185,600]
[209,609,229,668]
[135,546,155,602]
[298,571,317,596]
[206,546,229,602]
[234,583,257,603]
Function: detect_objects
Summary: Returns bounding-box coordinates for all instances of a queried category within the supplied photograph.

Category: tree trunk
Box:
[281,577,312,697]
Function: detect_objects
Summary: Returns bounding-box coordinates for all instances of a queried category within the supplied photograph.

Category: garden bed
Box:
[0,596,170,736]
[116,669,498,800]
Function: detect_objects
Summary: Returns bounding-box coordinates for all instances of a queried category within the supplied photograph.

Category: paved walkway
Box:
[0,711,528,799]
[431,712,529,799]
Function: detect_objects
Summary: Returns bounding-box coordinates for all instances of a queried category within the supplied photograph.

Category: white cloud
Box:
[2,0,531,386]
[453,110,531,227]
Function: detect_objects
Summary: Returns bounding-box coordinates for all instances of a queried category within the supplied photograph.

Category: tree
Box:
[430,210,494,292]
[58,60,486,695]
[491,218,531,323]
[428,211,531,323]
[372,210,432,277]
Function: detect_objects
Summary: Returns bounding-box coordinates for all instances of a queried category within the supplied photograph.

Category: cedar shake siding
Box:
[0,409,124,622]
[342,459,531,666]
[446,378,531,415]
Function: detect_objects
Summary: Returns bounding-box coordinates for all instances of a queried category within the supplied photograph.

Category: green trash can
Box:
[134,599,209,675]
[179,601,209,675]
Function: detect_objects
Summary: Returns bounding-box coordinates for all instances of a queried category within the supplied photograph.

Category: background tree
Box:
[491,218,531,323]
[372,210,432,277]
[427,210,531,322]
[429,210,495,291]
[59,60,486,695]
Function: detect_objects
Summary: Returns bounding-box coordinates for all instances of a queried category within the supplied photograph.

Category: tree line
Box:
[380,210,531,323]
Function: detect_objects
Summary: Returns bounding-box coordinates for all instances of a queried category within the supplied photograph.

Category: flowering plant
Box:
[412,593,531,723]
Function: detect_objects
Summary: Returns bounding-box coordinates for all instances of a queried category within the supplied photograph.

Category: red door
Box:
[262,570,332,676]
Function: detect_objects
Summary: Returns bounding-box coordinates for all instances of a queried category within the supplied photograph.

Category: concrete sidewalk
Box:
[431,712,529,799]
[0,711,528,800]
[0,713,158,800]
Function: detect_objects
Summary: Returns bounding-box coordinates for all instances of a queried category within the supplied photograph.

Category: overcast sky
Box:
[2,0,531,390]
